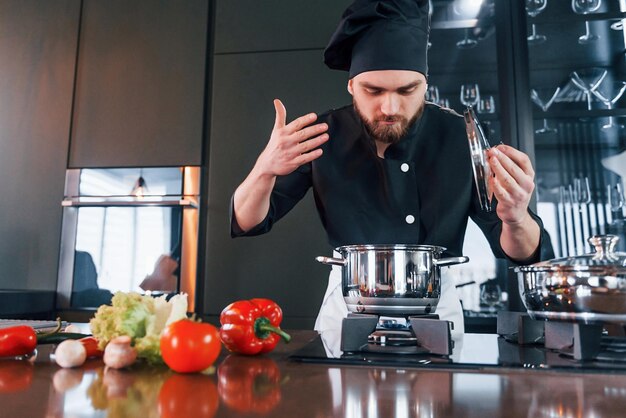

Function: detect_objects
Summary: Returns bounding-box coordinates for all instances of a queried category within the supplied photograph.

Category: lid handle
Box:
[589,234,619,260]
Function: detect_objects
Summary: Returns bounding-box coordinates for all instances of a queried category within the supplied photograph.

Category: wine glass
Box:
[425,85,440,103]
[530,87,560,134]
[608,183,625,213]
[480,282,502,313]
[438,98,450,108]
[457,28,478,49]
[572,0,602,44]
[572,176,592,214]
[460,83,480,107]
[478,95,496,114]
[526,0,547,45]
[591,81,626,129]
[570,68,608,110]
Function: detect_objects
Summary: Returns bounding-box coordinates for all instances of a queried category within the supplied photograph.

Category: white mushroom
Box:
[54,339,87,368]
[103,336,137,369]
[63,324,82,334]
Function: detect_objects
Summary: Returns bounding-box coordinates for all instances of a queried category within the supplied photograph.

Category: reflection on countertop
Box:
[1,331,626,418]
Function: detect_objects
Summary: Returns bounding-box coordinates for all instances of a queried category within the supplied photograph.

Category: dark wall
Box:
[0,0,80,290]
[202,0,353,328]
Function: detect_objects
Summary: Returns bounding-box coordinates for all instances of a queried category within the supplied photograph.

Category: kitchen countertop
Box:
[2,330,626,418]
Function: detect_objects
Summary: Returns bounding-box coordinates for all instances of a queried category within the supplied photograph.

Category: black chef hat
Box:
[324,0,430,78]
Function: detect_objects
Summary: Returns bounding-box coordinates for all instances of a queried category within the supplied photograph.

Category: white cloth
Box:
[434,267,464,339]
[314,253,348,334]
[314,258,465,340]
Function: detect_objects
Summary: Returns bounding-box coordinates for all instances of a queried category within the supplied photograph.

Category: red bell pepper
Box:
[0,320,91,358]
[219,298,291,355]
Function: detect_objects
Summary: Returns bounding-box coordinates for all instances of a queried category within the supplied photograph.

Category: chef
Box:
[230,0,554,335]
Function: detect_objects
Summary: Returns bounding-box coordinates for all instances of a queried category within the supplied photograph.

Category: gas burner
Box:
[497,311,626,362]
[341,313,454,356]
[368,329,417,346]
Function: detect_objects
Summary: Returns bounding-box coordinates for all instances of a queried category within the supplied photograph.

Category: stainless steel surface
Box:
[464,105,492,212]
[435,256,470,267]
[516,235,626,323]
[317,245,469,316]
[61,197,198,208]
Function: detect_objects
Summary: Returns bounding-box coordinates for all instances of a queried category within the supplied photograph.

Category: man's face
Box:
[348,70,427,144]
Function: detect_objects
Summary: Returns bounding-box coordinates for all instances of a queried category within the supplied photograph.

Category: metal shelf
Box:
[61,196,198,208]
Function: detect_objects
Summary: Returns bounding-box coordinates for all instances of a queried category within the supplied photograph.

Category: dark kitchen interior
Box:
[3,0,625,327]
[2,0,626,416]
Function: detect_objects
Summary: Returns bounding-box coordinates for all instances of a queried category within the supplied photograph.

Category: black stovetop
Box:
[290,332,626,373]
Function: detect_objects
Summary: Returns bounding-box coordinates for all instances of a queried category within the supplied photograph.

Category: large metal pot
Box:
[316,244,469,316]
[515,235,626,324]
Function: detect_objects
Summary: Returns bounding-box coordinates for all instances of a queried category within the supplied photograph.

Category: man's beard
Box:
[354,100,422,144]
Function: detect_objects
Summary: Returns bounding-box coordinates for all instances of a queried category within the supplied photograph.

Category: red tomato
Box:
[158,373,219,418]
[160,320,221,373]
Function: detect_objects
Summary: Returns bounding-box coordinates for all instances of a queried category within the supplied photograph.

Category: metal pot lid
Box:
[336,244,446,253]
[464,106,493,213]
[515,235,626,273]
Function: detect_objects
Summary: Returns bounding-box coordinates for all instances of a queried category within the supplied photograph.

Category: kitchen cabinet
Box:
[429,0,626,314]
[0,0,80,291]
[523,0,626,258]
[68,0,208,168]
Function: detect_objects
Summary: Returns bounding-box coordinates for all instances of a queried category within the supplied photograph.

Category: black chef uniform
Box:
[231,103,555,335]
[231,103,554,262]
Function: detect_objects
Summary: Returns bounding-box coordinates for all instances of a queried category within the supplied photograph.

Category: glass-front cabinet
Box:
[526,0,626,257]
[428,0,505,318]
[427,0,626,322]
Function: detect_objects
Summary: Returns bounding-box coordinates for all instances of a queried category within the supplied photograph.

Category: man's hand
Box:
[487,144,535,225]
[487,144,541,261]
[232,99,329,233]
[255,99,329,177]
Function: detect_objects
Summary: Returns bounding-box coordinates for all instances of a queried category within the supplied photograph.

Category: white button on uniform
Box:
[400,163,410,172]
[405,215,415,224]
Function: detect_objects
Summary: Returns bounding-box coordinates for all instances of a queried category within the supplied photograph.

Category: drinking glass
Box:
[572,0,602,44]
[460,83,480,107]
[570,68,608,110]
[425,85,440,103]
[456,28,478,49]
[478,95,496,114]
[573,176,592,213]
[530,87,560,134]
[526,0,547,45]
[438,98,450,108]
[608,183,625,212]
[591,81,626,129]
[480,282,502,313]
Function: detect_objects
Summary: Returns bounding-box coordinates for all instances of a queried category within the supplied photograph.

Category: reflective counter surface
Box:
[2,331,626,418]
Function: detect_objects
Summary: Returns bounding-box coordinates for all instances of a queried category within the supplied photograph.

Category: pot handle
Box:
[434,256,470,267]
[315,256,348,266]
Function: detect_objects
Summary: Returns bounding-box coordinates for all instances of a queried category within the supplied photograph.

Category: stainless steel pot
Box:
[316,244,469,316]
[515,235,626,324]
